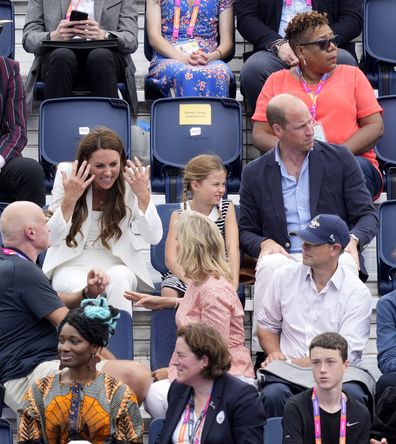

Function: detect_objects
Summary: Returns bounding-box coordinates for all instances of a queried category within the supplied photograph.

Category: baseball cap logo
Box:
[309,218,320,229]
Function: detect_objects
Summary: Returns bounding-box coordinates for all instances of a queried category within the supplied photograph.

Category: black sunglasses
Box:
[299,35,339,51]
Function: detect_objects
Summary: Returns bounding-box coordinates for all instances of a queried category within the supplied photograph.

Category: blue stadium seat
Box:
[0,1,15,59]
[150,203,179,279]
[150,97,242,202]
[39,97,131,191]
[150,309,177,371]
[377,200,396,295]
[149,417,165,444]
[263,417,283,444]
[375,95,396,198]
[363,0,396,95]
[108,309,134,360]
[0,418,12,444]
[143,5,236,100]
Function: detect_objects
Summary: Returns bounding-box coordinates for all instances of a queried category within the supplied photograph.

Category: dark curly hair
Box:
[58,297,120,347]
[285,11,329,52]
[66,127,129,250]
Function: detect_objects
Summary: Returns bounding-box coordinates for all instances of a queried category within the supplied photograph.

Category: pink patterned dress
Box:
[168,275,254,379]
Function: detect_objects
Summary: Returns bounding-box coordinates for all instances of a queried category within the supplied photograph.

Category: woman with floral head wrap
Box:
[17,297,144,444]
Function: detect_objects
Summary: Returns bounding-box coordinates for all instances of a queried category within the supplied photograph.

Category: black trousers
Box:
[376,372,396,402]
[0,157,45,206]
[40,47,125,99]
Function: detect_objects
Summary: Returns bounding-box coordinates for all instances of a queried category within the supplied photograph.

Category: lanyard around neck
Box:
[312,387,347,444]
[178,393,211,444]
[1,247,29,261]
[296,66,330,121]
[286,0,312,7]
[172,0,201,40]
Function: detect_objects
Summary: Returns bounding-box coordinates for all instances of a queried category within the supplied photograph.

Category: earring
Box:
[88,353,100,372]
[301,57,307,67]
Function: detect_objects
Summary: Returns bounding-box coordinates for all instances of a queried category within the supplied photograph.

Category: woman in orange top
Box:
[252,11,384,199]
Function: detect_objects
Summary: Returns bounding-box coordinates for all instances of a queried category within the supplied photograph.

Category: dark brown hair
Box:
[309,332,348,362]
[177,323,231,379]
[66,127,128,249]
[285,11,329,52]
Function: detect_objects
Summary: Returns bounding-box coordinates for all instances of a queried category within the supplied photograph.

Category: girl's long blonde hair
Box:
[176,211,233,284]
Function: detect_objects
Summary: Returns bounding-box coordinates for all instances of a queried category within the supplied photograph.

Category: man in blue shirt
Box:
[375,291,396,398]
[239,94,378,357]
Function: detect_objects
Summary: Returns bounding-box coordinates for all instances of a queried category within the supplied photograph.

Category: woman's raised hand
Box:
[124,157,150,212]
[61,160,95,204]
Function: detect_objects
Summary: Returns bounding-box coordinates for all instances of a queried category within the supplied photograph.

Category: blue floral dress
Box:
[147,0,234,97]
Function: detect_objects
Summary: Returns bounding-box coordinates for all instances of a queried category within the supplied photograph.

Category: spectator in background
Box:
[0,201,151,413]
[22,0,139,112]
[239,94,378,358]
[156,324,266,444]
[42,128,162,316]
[375,284,396,399]
[282,332,371,444]
[252,11,384,199]
[146,0,234,97]
[235,0,361,111]
[18,298,144,444]
[0,55,45,207]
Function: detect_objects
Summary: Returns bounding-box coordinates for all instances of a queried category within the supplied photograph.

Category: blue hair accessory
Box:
[81,296,120,338]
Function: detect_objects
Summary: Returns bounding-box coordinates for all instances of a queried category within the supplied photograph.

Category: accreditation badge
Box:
[313,121,327,142]
[174,39,200,54]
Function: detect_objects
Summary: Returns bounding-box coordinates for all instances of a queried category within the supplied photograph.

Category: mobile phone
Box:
[69,10,88,21]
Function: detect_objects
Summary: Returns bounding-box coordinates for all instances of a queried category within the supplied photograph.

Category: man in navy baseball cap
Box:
[290,214,350,249]
[256,213,372,418]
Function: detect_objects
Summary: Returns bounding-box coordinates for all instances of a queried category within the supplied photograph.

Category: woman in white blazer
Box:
[43,127,162,315]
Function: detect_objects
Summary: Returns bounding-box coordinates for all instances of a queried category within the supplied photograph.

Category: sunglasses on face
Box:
[299,35,339,51]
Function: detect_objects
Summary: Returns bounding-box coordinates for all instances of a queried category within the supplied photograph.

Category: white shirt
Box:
[256,261,372,364]
[68,0,95,19]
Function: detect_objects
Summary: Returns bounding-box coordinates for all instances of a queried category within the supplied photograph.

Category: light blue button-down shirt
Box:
[278,0,312,37]
[275,146,311,252]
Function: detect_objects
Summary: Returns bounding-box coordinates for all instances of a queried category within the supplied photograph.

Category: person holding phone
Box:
[22,0,139,113]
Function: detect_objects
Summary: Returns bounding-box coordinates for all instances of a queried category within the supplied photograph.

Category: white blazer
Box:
[43,162,163,290]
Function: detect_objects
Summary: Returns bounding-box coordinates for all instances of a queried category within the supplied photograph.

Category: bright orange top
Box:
[253,65,383,170]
